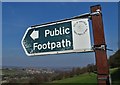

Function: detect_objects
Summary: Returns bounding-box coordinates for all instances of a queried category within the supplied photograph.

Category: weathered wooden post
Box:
[90,5,110,85]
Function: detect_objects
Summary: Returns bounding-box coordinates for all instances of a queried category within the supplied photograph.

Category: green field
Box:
[110,68,120,85]
[52,73,97,84]
[52,68,120,84]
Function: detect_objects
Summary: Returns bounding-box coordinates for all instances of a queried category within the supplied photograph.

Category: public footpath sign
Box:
[21,18,92,56]
[21,5,110,85]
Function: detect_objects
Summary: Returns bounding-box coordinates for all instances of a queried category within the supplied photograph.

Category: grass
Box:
[110,68,120,85]
[52,68,120,84]
[52,73,97,84]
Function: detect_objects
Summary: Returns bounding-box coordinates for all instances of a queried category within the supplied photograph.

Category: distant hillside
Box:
[52,68,120,84]
[109,49,120,68]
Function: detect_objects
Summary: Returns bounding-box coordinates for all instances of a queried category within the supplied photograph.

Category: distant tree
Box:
[29,74,50,84]
[109,49,120,68]
[81,67,87,73]
[71,67,76,76]
[87,63,96,74]
[75,67,81,75]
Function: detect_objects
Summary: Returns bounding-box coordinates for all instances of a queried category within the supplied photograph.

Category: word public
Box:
[33,27,72,51]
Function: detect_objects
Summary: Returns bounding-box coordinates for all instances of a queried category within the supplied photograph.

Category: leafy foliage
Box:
[109,49,120,68]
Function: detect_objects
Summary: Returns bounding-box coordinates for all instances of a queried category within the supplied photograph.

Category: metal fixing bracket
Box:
[90,9,101,16]
[92,44,107,51]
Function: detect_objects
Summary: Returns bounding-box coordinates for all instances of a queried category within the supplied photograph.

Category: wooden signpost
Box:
[91,5,110,85]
